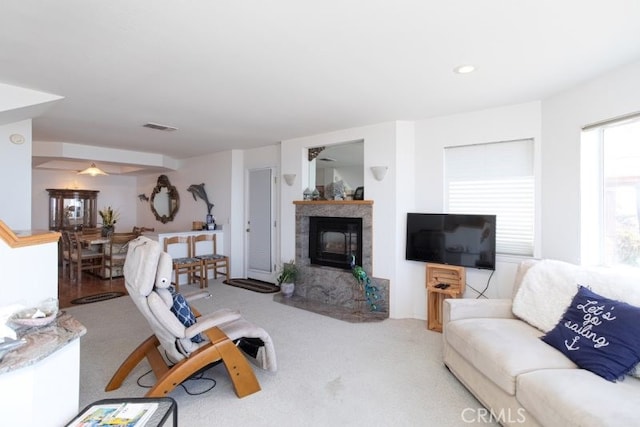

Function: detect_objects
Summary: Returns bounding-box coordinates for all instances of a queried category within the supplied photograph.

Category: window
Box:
[581,114,640,267]
[445,139,535,257]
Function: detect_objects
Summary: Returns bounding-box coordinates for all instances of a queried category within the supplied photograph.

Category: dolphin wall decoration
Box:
[187,183,214,214]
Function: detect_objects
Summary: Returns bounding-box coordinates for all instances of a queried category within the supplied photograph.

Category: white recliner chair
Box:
[105,236,276,398]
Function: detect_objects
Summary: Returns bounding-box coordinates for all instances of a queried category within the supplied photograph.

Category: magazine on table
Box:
[67,402,158,427]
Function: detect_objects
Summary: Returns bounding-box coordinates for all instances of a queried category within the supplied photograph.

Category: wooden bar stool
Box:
[193,233,230,288]
[163,235,204,291]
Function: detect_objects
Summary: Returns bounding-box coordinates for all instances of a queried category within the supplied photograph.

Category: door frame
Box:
[244,166,277,282]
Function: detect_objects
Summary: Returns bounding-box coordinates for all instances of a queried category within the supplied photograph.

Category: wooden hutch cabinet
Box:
[47,189,99,231]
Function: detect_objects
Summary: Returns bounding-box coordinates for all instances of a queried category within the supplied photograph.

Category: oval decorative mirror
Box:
[150,175,180,223]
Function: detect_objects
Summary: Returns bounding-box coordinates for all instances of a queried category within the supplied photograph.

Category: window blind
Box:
[445,139,534,256]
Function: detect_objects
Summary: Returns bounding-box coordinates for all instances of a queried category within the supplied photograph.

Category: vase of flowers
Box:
[276,261,298,297]
[99,206,119,237]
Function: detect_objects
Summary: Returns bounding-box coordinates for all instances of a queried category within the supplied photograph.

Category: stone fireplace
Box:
[309,215,362,270]
[273,200,389,322]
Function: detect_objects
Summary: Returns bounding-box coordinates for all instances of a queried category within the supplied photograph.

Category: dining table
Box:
[80,233,110,246]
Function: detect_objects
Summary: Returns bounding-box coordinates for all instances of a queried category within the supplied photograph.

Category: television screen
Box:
[405,213,496,270]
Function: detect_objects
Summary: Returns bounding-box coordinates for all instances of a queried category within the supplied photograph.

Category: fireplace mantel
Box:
[293,200,373,206]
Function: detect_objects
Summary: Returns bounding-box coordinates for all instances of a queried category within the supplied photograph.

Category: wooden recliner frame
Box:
[110,235,262,399]
[106,325,261,398]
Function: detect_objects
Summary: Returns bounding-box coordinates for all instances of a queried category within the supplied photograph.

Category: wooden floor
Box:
[58,267,128,309]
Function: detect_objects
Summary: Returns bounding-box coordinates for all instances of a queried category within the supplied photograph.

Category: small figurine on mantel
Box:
[326,180,347,200]
[303,188,313,200]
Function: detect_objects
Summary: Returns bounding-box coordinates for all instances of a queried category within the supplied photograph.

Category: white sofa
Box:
[443,259,640,427]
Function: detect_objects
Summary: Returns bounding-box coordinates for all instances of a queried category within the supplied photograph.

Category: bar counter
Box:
[0,311,86,374]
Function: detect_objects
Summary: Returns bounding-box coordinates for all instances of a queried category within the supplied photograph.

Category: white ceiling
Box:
[2,1,640,173]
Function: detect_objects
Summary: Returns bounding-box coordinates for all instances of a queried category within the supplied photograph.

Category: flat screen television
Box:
[405,213,496,270]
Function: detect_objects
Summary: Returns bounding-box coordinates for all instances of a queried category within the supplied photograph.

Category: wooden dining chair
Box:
[103,233,137,283]
[163,236,204,291]
[68,231,104,283]
[60,230,72,280]
[192,233,230,287]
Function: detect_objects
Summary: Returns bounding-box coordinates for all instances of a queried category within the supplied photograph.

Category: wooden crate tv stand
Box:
[426,263,465,332]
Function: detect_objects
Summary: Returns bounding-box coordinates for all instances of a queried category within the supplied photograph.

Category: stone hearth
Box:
[273,200,389,322]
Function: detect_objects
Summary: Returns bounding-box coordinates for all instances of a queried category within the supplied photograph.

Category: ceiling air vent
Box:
[143,122,178,132]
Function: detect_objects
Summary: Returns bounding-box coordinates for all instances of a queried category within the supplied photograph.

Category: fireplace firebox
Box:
[309,216,363,270]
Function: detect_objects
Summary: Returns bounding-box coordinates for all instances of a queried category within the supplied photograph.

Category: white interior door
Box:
[246,168,275,282]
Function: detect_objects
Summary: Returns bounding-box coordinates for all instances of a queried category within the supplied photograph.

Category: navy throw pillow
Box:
[169,292,204,343]
[541,285,640,381]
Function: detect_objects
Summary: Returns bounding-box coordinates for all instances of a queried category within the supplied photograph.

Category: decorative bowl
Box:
[10,308,58,327]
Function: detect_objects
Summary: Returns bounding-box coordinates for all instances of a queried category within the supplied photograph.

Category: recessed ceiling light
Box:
[454,65,476,74]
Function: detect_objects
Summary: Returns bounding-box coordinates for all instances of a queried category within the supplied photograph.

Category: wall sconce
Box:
[283,174,296,186]
[370,166,388,182]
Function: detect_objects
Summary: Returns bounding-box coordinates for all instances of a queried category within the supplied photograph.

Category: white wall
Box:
[0,112,78,425]
[0,117,59,309]
[391,122,418,317]
[413,101,542,300]
[130,149,250,280]
[315,59,640,319]
[228,150,245,278]
[0,239,58,308]
[280,105,543,319]
[0,339,80,427]
[135,150,239,271]
[180,151,234,229]
[541,60,640,264]
[0,120,32,229]
[280,122,414,318]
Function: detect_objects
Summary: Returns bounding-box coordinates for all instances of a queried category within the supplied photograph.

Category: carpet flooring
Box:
[70,291,125,305]
[223,278,280,293]
[66,280,494,426]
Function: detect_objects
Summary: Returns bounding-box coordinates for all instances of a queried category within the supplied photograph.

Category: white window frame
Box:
[581,112,640,267]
